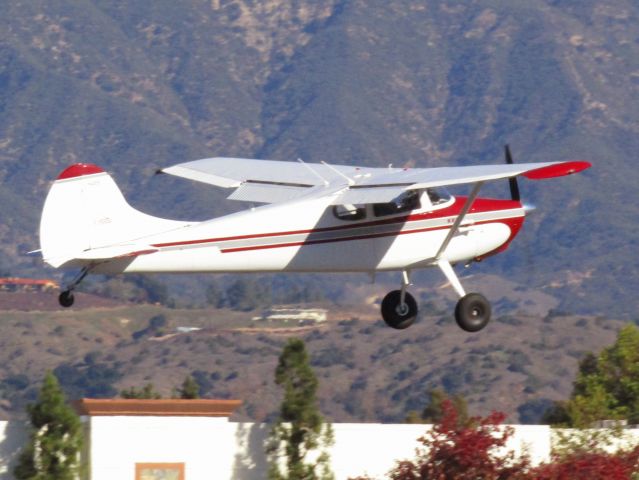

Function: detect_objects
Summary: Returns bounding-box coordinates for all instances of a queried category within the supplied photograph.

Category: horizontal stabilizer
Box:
[75,245,159,260]
[44,245,159,268]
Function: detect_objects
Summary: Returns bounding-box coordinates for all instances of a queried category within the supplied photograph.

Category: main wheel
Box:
[455,293,491,332]
[58,290,74,308]
[381,290,418,329]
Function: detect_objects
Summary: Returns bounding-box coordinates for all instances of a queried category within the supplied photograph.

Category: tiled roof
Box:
[73,398,242,417]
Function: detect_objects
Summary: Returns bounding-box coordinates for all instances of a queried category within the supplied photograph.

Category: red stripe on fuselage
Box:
[219,216,525,254]
[151,197,522,249]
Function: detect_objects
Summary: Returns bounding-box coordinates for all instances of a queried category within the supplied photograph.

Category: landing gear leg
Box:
[437,260,491,332]
[381,270,418,329]
[58,266,91,308]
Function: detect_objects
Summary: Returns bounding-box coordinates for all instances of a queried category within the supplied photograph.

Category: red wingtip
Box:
[56,163,105,180]
[523,161,591,180]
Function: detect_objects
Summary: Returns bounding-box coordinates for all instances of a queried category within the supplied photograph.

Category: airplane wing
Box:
[159,157,381,203]
[160,157,379,188]
[351,161,590,190]
[331,161,590,204]
[160,157,590,205]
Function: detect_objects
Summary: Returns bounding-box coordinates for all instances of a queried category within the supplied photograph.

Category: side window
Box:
[333,204,366,221]
[427,187,451,206]
[373,190,421,217]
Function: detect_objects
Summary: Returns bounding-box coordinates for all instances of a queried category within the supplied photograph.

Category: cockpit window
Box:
[427,187,452,206]
[333,204,366,221]
[373,190,421,217]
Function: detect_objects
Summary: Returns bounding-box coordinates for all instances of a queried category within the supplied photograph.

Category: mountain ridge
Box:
[0,1,637,316]
[0,290,628,425]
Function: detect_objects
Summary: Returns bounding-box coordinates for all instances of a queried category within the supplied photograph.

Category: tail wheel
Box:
[455,293,491,332]
[58,291,74,308]
[381,290,418,329]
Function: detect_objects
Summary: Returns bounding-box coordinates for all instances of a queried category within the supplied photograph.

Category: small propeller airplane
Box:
[38,146,590,332]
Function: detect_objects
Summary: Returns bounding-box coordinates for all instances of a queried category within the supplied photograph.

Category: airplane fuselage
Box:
[95,192,525,275]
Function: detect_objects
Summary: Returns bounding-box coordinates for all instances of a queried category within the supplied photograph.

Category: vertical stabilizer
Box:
[39,164,186,268]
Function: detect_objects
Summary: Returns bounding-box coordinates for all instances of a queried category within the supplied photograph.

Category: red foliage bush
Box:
[351,401,639,480]
[387,399,529,480]
[529,447,639,480]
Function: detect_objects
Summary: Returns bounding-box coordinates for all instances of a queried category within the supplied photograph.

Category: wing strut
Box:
[297,158,329,186]
[437,259,466,297]
[321,161,354,185]
[435,182,484,260]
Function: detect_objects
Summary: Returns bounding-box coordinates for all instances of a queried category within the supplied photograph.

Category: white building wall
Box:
[88,416,238,480]
[329,423,550,479]
[230,422,551,480]
[330,423,431,479]
[0,421,28,480]
[0,417,628,480]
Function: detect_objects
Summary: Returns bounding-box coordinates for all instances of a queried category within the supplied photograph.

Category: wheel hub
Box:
[395,303,409,316]
[381,290,418,330]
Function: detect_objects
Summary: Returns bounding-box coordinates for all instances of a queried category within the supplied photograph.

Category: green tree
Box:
[405,389,470,426]
[206,279,226,308]
[14,372,83,480]
[120,383,162,399]
[224,277,272,311]
[266,338,334,480]
[176,375,200,399]
[132,314,168,341]
[543,324,639,428]
[540,400,571,426]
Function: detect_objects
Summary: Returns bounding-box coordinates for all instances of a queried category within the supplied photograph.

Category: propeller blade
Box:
[505,144,521,202]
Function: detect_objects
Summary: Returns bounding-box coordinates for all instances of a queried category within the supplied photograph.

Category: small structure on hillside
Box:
[252,307,327,324]
[175,326,202,333]
[0,277,58,292]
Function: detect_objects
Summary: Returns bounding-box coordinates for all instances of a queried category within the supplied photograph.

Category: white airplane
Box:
[39,146,590,332]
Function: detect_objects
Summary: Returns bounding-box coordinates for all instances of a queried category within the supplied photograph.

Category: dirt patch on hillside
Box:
[0,292,128,311]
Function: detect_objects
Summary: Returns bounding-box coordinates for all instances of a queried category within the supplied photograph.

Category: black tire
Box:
[381,290,418,329]
[58,290,74,308]
[455,293,491,332]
